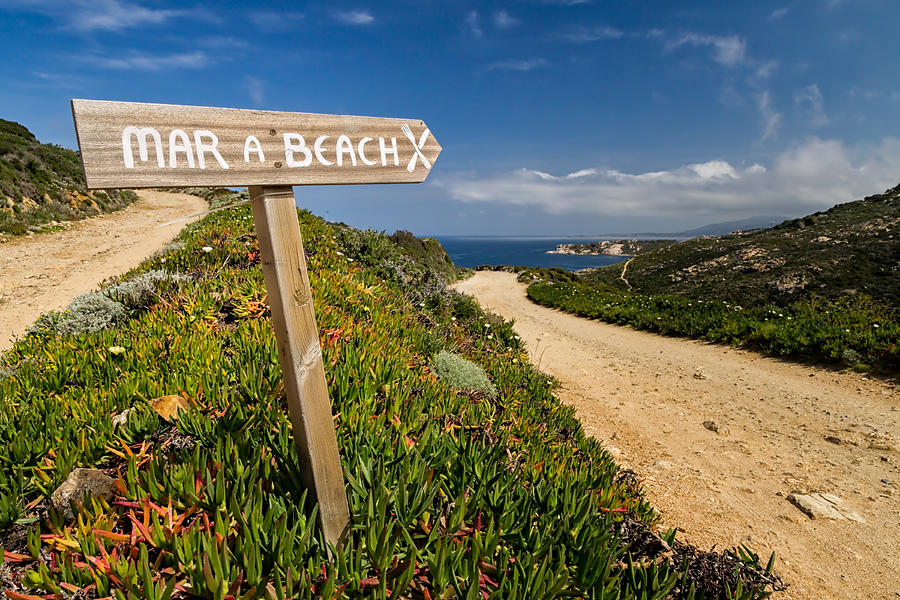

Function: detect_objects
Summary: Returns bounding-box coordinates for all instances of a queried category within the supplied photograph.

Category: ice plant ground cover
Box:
[525,277,899,376]
[0,206,780,599]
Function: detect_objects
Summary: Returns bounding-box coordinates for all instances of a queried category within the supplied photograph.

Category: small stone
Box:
[605,445,624,458]
[150,394,191,421]
[111,408,134,428]
[824,436,842,445]
[51,468,116,519]
[882,479,895,486]
[702,420,729,435]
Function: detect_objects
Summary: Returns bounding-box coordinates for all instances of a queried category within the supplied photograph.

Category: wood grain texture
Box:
[72,99,441,189]
[250,185,350,550]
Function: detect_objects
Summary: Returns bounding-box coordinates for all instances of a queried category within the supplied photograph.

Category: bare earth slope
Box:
[455,271,899,600]
[0,190,207,351]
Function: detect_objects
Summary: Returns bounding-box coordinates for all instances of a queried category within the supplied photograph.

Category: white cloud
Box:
[556,24,624,43]
[244,76,264,106]
[668,33,746,66]
[794,84,829,127]
[689,160,738,179]
[466,11,482,37]
[335,10,374,25]
[486,58,549,72]
[441,138,900,221]
[770,7,789,20]
[757,91,782,141]
[88,51,210,70]
[493,10,519,28]
[5,0,184,31]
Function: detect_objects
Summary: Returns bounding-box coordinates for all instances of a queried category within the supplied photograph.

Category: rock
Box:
[702,420,729,435]
[824,436,842,445]
[788,493,845,520]
[787,492,865,523]
[51,468,116,519]
[150,394,190,421]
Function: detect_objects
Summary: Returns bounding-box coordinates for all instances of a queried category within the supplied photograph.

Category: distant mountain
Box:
[627,215,789,239]
[582,185,900,308]
[0,118,136,236]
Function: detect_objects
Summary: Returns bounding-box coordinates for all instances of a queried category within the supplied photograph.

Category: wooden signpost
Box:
[71,99,442,549]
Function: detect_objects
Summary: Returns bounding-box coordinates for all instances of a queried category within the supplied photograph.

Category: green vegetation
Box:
[0,118,137,235]
[0,206,780,598]
[582,184,900,308]
[527,279,899,374]
[521,185,900,375]
[550,240,677,256]
[433,351,498,398]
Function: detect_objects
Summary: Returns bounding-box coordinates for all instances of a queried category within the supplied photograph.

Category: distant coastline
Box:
[547,239,677,257]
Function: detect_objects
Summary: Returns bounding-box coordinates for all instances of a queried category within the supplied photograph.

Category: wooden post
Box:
[249,185,350,549]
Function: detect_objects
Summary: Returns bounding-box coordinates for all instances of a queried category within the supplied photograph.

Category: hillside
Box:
[581,184,900,308]
[0,205,779,599]
[0,118,136,236]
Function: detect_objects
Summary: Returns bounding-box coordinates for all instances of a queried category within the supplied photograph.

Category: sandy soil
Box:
[0,190,208,352]
[454,271,899,600]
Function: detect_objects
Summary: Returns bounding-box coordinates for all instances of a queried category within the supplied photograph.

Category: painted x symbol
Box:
[402,124,432,173]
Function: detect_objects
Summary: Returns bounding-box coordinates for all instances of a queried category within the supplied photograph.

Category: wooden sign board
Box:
[71,99,442,189]
[72,99,443,551]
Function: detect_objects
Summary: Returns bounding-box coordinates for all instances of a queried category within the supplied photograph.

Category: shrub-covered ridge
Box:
[527,278,898,375]
[0,206,780,598]
[0,118,137,236]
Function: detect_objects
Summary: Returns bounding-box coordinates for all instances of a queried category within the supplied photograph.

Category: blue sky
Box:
[2,0,899,235]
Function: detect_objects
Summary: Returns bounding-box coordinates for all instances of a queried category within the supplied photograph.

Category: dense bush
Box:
[0,206,779,599]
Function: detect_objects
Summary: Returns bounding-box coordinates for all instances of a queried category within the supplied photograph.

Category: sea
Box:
[433,237,629,271]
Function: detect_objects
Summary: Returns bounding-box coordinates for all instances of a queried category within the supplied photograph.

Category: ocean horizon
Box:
[433,236,629,271]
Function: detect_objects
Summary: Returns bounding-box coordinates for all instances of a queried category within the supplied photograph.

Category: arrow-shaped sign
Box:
[71,99,442,189]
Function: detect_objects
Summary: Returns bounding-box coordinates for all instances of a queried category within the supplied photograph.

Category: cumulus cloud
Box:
[441,137,900,221]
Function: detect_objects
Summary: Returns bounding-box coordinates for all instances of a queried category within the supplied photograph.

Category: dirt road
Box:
[0,191,207,352]
[455,271,899,600]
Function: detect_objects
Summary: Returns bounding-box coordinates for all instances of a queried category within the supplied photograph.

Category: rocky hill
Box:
[582,184,900,308]
[548,239,677,256]
[0,118,136,236]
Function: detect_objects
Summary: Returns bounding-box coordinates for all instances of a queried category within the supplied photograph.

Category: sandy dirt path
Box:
[454,271,899,600]
[0,190,208,352]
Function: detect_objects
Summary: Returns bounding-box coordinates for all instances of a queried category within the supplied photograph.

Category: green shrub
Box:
[433,350,498,397]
